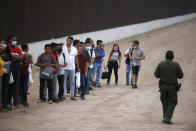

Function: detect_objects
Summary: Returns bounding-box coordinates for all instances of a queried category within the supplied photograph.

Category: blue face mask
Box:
[12,41,17,46]
[0,44,7,48]
[133,46,136,49]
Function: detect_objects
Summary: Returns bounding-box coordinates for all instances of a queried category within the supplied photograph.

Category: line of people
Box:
[0,35,146,111]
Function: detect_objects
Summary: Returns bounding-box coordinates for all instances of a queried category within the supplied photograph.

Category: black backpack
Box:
[125,47,134,65]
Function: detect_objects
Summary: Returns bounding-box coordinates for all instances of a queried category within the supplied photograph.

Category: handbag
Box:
[101,70,109,79]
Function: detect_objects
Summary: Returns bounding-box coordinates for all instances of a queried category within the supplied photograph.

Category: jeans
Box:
[19,75,29,103]
[52,74,58,99]
[66,77,70,94]
[107,61,118,84]
[126,64,132,83]
[80,73,87,96]
[57,75,64,98]
[93,63,102,86]
[40,78,53,100]
[87,68,93,91]
[64,70,75,97]
[12,71,20,104]
[2,73,10,108]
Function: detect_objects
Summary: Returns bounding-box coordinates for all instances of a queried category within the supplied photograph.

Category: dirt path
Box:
[0,18,196,131]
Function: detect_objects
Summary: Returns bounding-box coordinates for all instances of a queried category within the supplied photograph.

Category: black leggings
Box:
[107,61,118,83]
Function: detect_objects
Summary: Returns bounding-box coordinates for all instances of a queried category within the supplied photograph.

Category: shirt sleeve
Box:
[154,63,160,78]
[176,63,184,79]
[141,49,145,57]
[99,49,105,57]
[37,55,41,64]
[18,48,23,56]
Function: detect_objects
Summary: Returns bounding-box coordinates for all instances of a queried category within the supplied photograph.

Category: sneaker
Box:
[7,104,12,111]
[70,97,77,101]
[162,119,173,124]
[52,99,59,103]
[81,95,86,100]
[89,87,93,90]
[40,99,46,103]
[75,94,80,97]
[14,103,20,108]
[67,93,70,97]
[23,102,29,107]
[126,82,129,86]
[59,97,65,102]
[115,83,118,86]
[1,108,8,112]
[92,81,96,86]
[48,100,53,104]
[132,84,136,89]
[96,85,102,88]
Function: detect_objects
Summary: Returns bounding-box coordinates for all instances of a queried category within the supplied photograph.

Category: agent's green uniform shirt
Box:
[154,60,184,84]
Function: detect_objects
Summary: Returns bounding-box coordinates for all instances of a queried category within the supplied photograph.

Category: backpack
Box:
[125,47,134,65]
[40,53,54,64]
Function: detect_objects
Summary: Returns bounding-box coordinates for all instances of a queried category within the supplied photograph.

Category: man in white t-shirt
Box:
[62,37,80,101]
[84,40,95,93]
[124,42,135,86]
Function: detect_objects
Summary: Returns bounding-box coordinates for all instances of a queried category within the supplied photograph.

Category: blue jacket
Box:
[94,48,105,63]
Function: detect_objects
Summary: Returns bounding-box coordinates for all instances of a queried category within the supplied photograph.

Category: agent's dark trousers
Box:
[107,61,118,84]
[40,78,53,101]
[160,84,177,121]
[57,75,64,98]
[19,75,29,104]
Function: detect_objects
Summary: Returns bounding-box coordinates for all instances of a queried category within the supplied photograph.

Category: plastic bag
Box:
[42,66,53,78]
[28,67,34,86]
[76,72,81,88]
[9,73,14,84]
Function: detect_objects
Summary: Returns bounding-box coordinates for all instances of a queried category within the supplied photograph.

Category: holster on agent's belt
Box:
[159,80,181,92]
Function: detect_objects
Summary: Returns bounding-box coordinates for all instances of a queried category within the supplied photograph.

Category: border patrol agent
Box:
[154,50,184,124]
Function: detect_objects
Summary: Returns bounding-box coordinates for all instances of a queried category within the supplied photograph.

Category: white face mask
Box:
[0,44,7,48]
[114,48,118,51]
[85,46,92,50]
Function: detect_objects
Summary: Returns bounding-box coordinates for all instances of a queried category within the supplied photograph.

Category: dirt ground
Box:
[0,18,196,131]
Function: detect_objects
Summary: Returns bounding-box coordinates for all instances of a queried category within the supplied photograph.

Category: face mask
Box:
[85,46,92,50]
[0,44,7,48]
[133,46,136,49]
[12,41,17,46]
[57,48,62,53]
[114,48,118,51]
